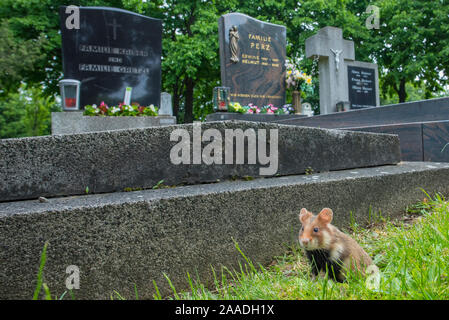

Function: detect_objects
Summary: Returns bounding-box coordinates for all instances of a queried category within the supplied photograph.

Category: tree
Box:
[367,0,449,102]
[0,0,127,97]
[156,0,222,123]
[1,0,449,133]
[0,20,45,96]
[0,92,26,139]
[0,84,60,139]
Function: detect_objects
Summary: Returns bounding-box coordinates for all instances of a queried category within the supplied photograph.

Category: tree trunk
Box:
[172,79,180,118]
[398,78,407,103]
[184,77,194,123]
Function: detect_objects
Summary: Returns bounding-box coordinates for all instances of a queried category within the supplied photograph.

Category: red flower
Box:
[99,101,108,113]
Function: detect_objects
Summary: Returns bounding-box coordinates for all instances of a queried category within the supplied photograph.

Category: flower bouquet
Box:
[83,101,159,117]
[285,58,314,114]
[227,102,295,115]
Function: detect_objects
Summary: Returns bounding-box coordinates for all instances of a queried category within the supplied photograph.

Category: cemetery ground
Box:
[156,195,449,300]
[33,193,449,300]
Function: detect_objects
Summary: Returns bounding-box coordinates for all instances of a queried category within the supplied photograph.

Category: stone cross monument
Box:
[306,26,380,114]
[305,27,355,114]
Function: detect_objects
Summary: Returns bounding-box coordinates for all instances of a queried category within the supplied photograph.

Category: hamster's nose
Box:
[300,238,310,246]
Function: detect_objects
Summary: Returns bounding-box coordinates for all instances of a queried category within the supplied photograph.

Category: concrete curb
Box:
[0,120,400,202]
[51,112,176,135]
[1,162,448,299]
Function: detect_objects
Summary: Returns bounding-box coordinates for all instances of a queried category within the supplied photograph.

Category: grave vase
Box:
[292,90,302,114]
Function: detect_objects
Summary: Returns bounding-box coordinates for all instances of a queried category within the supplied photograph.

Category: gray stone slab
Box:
[0,120,400,202]
[273,97,449,128]
[1,162,449,299]
[51,111,176,134]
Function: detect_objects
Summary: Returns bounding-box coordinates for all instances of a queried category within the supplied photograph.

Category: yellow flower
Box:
[306,77,312,84]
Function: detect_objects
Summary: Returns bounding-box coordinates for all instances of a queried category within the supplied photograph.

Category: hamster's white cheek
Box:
[321,230,332,248]
[309,238,319,250]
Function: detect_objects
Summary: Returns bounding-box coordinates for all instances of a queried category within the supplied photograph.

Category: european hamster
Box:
[298,207,375,282]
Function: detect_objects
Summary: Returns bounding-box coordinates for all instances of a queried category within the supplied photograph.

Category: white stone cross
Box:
[305,27,355,114]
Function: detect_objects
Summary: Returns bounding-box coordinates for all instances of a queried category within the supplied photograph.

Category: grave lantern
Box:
[59,79,81,111]
[336,101,350,112]
[213,87,231,112]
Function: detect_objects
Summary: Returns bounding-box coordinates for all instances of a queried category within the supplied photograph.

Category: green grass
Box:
[159,193,449,300]
[32,241,49,300]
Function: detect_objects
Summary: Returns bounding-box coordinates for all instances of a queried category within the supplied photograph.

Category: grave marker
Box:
[159,92,173,116]
[305,26,379,114]
[59,6,162,109]
[218,13,286,107]
[346,61,379,109]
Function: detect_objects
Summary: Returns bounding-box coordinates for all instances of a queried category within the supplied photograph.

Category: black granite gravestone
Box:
[347,66,376,109]
[219,13,286,108]
[59,6,162,108]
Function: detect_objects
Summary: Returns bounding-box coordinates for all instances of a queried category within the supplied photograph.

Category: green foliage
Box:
[368,0,449,102]
[0,93,26,139]
[227,102,246,114]
[0,20,46,96]
[152,179,166,189]
[381,81,449,105]
[156,0,222,123]
[0,84,60,139]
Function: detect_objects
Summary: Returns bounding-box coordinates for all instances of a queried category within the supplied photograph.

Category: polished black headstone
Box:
[59,6,162,108]
[219,13,286,108]
[347,66,376,109]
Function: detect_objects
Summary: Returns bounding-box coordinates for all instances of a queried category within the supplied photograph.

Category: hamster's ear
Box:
[299,208,312,224]
[317,208,333,224]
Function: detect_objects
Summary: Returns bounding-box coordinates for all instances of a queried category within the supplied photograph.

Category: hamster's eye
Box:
[313,227,319,233]
[300,226,304,232]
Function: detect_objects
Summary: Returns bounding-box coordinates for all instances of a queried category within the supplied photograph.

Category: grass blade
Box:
[32,241,49,300]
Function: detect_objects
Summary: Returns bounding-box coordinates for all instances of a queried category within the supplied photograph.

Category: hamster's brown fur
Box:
[298,207,374,282]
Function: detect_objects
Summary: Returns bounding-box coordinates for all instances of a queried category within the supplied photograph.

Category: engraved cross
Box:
[107,18,122,41]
